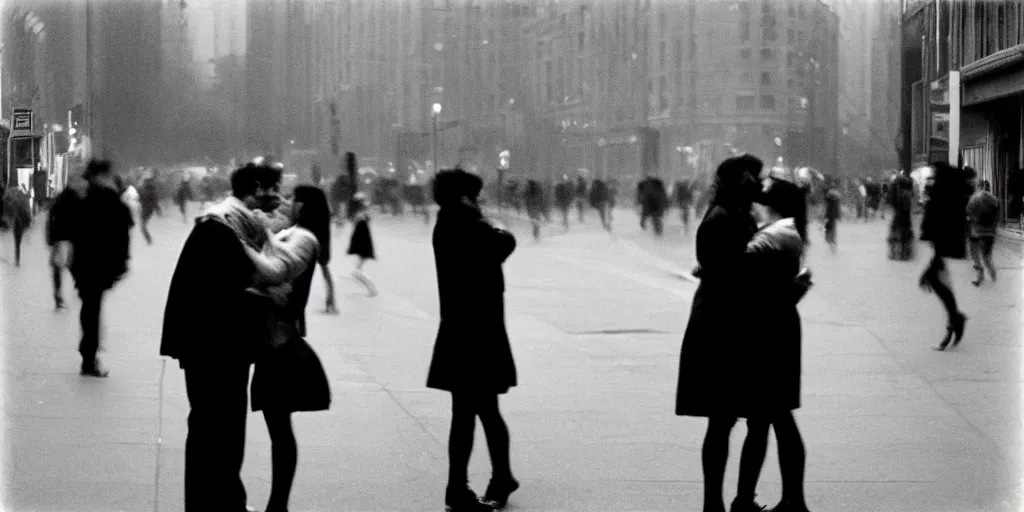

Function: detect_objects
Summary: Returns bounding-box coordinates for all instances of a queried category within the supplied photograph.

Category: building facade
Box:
[901,0,1024,227]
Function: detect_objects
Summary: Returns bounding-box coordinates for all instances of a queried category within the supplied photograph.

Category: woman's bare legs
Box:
[320,262,337,313]
[702,416,737,512]
[264,411,297,512]
[352,258,378,297]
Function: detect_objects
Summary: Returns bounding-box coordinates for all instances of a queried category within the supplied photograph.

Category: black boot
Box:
[951,313,967,347]
[445,487,493,512]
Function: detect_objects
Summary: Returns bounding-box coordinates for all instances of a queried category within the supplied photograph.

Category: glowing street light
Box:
[432,103,442,115]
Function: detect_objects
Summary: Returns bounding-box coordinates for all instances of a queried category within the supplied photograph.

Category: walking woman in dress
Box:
[428,168,519,512]
[347,192,378,297]
[676,155,764,512]
[887,171,916,261]
[243,184,332,512]
[730,177,813,512]
[920,162,970,351]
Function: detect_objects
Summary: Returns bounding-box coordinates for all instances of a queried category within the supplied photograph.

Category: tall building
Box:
[189,0,246,89]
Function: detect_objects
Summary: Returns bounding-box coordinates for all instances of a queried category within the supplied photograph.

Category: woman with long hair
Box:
[676,154,764,512]
[243,184,333,512]
[730,177,812,512]
[428,168,519,512]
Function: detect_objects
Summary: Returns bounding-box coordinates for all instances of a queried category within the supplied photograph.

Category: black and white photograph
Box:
[0,0,1022,511]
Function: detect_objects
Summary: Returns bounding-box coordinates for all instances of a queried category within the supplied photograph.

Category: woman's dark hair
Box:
[84,160,112,179]
[231,163,282,198]
[710,154,763,207]
[761,177,808,241]
[292,185,331,263]
[432,168,483,208]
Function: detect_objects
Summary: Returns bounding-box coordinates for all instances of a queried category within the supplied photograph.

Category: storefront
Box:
[960,45,1024,225]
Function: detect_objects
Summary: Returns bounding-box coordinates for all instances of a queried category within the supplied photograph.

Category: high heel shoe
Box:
[481,477,519,510]
[935,327,953,351]
[951,313,967,347]
[445,487,494,512]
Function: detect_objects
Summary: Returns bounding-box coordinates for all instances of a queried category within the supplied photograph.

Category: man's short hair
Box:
[84,160,112,179]
[432,168,483,207]
[231,163,282,198]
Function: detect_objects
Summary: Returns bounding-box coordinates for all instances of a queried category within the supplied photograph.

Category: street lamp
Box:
[498,149,510,213]
[431,103,442,173]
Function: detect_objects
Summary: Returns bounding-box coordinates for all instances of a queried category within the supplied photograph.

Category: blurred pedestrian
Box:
[638,175,668,237]
[887,172,915,260]
[525,179,545,240]
[966,178,999,286]
[429,168,519,512]
[175,176,194,223]
[732,177,813,512]
[139,174,160,244]
[823,183,841,252]
[69,161,134,377]
[919,163,969,351]
[676,154,763,512]
[244,184,332,512]
[160,162,282,512]
[47,175,85,309]
[347,193,378,297]
[674,178,694,233]
[589,178,611,231]
[554,176,574,230]
[575,174,588,223]
[2,184,32,266]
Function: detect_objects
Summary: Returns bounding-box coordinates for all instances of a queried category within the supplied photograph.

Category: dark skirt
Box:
[348,219,375,259]
[251,336,331,413]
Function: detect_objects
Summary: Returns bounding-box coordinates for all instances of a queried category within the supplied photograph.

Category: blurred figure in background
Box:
[887,171,916,261]
[525,179,545,241]
[347,193,378,297]
[175,176,194,223]
[138,172,161,245]
[966,179,999,286]
[673,178,694,234]
[69,160,134,377]
[823,181,842,252]
[589,178,611,231]
[919,163,970,351]
[47,174,86,308]
[554,176,574,230]
[637,175,668,237]
[2,184,32,267]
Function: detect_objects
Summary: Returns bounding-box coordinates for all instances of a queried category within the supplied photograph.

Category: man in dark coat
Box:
[160,163,282,512]
[554,176,574,229]
[46,175,85,309]
[68,161,134,377]
[427,168,519,512]
[675,154,763,512]
[673,178,694,232]
[919,162,970,351]
[638,175,668,236]
[589,178,610,230]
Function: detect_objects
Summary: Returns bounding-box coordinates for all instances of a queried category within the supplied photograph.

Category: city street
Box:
[0,205,1021,512]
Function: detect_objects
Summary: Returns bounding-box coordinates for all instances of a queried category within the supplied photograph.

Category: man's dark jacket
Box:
[160,219,257,366]
[47,188,81,245]
[69,184,133,291]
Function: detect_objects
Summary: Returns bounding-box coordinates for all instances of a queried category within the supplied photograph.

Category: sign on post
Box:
[12,108,32,133]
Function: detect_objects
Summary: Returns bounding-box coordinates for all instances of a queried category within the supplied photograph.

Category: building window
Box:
[659,76,668,110]
[788,5,796,17]
[762,28,777,42]
[740,48,751,59]
[760,48,775,61]
[798,4,805,19]
[787,28,795,43]
[737,94,755,111]
[660,41,666,68]
[740,20,750,42]
[761,71,772,85]
[761,95,776,110]
[741,71,754,84]
[578,32,585,51]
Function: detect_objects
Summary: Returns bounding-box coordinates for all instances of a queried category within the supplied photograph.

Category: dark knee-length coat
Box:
[427,203,518,394]
[676,203,759,418]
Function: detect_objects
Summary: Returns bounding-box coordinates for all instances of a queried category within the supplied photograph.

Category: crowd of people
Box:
[0,149,1009,512]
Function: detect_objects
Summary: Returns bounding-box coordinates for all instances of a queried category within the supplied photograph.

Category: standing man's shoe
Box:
[80,359,110,378]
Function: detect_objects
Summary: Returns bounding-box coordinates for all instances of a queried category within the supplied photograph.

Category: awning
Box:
[961,44,1024,106]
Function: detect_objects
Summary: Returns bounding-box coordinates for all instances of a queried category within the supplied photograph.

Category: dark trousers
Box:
[922,254,959,321]
[183,360,251,511]
[52,261,63,302]
[78,287,106,367]
[12,224,24,266]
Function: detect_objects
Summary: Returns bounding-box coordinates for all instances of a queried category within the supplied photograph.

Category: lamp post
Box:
[498,149,510,213]
[431,103,442,173]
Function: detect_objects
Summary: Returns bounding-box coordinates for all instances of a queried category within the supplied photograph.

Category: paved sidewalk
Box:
[0,210,1021,512]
